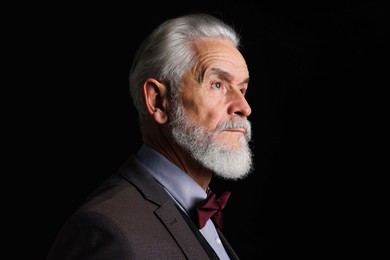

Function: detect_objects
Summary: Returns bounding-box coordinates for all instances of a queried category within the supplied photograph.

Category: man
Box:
[47,13,254,259]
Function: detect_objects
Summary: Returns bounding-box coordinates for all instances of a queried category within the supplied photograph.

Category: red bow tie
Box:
[195,190,231,230]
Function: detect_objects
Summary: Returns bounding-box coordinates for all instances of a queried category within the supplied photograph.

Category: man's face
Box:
[169,38,253,180]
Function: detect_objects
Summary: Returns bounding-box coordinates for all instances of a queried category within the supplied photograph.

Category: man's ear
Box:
[142,78,169,124]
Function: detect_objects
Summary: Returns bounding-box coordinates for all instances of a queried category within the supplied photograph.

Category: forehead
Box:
[191,38,249,81]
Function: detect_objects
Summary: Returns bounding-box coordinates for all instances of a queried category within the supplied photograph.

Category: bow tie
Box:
[195,189,231,230]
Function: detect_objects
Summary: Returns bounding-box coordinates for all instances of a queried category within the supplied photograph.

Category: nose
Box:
[228,91,252,117]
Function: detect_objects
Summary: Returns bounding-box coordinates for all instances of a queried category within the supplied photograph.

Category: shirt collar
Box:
[136,144,207,215]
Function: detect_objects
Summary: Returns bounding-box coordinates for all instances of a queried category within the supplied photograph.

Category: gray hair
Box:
[128,13,241,129]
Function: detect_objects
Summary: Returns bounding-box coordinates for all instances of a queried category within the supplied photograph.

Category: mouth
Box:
[223,128,246,134]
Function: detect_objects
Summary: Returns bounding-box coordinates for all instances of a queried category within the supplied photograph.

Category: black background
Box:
[12,1,388,259]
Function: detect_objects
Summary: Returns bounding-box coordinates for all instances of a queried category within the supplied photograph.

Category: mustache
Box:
[215,118,252,141]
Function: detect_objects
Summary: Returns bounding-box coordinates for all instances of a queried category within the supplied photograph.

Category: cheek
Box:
[182,90,227,129]
[198,102,226,130]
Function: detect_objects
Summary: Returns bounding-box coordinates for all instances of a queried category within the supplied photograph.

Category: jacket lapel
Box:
[217,229,241,260]
[156,201,218,259]
[119,155,218,259]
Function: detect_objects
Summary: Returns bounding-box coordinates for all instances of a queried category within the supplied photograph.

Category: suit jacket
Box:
[47,155,240,260]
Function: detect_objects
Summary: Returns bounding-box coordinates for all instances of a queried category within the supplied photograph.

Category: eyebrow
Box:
[209,67,250,85]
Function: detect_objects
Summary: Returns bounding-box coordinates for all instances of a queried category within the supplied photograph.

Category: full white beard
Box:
[169,102,253,180]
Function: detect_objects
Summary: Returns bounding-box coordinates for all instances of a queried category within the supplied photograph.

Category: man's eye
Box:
[213,82,222,89]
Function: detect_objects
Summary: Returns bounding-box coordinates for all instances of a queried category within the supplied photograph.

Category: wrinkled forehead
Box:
[190,38,249,82]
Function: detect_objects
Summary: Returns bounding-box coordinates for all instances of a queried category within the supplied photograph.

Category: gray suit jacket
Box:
[47,155,240,260]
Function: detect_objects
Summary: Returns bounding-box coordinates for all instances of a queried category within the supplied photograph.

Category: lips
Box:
[224,128,246,134]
